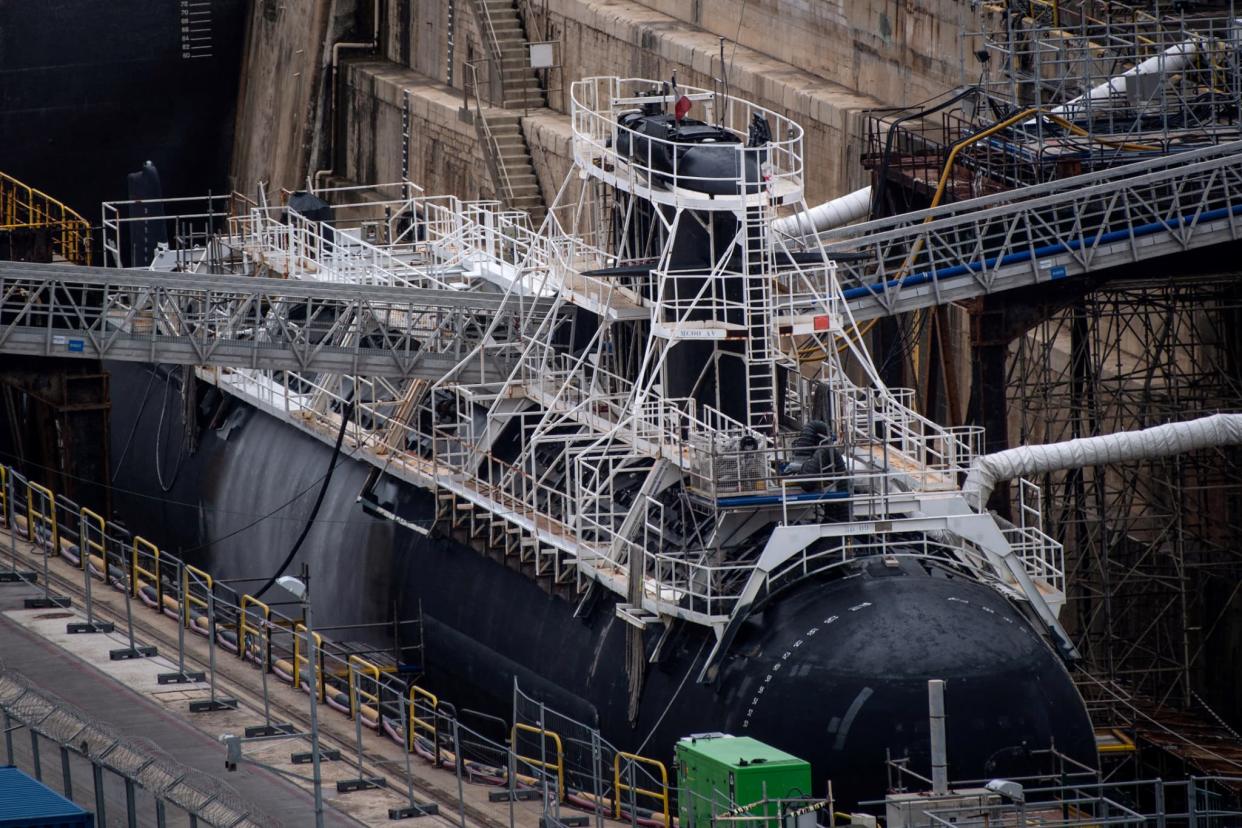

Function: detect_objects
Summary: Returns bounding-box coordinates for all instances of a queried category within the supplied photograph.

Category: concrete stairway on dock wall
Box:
[486,112,546,227]
[478,0,546,110]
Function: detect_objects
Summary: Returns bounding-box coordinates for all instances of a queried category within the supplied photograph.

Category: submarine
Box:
[97,77,1097,805]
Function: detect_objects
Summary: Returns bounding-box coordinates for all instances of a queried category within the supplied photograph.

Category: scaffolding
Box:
[1009,279,1242,724]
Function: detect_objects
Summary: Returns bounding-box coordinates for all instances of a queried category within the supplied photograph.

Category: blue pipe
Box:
[715,490,850,507]
[841,201,1242,303]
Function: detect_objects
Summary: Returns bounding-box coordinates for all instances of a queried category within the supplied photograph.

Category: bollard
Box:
[188,588,237,712]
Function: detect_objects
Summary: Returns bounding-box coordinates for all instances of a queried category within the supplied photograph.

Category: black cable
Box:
[252,399,356,600]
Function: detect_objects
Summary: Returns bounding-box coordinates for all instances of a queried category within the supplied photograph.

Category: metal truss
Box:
[1009,279,1242,710]
[0,261,533,381]
[824,139,1242,320]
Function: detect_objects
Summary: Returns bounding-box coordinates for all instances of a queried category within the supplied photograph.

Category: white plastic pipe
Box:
[1049,41,1199,120]
[772,185,871,239]
[963,413,1242,509]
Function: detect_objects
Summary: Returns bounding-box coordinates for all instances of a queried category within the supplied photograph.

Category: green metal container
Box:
[675,734,812,827]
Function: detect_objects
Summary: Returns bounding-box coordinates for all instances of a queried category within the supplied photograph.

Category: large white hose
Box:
[1048,41,1199,120]
[772,186,871,239]
[963,413,1242,509]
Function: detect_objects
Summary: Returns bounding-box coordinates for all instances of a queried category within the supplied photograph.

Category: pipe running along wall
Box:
[963,413,1242,509]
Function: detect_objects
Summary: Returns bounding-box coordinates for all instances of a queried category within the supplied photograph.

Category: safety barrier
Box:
[511,722,565,802]
[293,622,325,701]
[239,594,271,667]
[130,536,162,604]
[347,655,381,725]
[181,564,213,633]
[408,684,439,752]
[0,170,92,265]
[25,481,57,555]
[614,751,671,827]
[78,508,107,581]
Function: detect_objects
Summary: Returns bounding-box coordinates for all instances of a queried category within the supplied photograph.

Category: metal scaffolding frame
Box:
[1008,278,1242,714]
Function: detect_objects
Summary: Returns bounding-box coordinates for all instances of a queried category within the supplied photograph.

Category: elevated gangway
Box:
[827,138,1242,320]
[0,260,537,380]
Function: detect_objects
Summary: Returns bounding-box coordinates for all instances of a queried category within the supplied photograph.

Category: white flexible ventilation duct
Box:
[963,413,1242,509]
[772,185,871,239]
[1047,41,1199,121]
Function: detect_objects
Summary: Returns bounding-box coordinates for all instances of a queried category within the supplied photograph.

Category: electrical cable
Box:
[111,367,158,483]
[251,399,357,600]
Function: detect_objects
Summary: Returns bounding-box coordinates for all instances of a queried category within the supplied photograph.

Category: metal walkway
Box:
[0,261,536,380]
[826,140,1242,320]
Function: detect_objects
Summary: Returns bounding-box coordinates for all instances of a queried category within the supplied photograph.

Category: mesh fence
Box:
[0,664,280,828]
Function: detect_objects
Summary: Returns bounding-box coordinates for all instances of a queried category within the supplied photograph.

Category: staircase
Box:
[476,0,545,110]
[484,113,545,226]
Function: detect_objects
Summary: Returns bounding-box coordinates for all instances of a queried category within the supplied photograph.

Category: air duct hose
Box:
[963,413,1242,509]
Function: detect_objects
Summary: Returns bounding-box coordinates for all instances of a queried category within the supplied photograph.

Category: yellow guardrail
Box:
[25,481,58,555]
[347,655,381,723]
[78,507,107,580]
[0,466,8,527]
[182,564,213,630]
[293,623,325,701]
[239,594,271,666]
[0,171,91,265]
[614,751,671,826]
[408,685,439,752]
[511,722,565,802]
[131,536,162,603]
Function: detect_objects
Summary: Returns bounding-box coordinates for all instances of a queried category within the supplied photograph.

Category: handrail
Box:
[25,481,58,556]
[347,655,381,722]
[239,594,272,667]
[181,564,213,630]
[130,536,162,604]
[408,684,440,753]
[0,171,91,264]
[511,722,565,801]
[293,622,325,701]
[465,60,520,209]
[78,507,107,581]
[613,751,670,826]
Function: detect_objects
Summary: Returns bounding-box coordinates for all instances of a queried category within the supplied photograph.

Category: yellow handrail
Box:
[613,751,671,827]
[240,594,271,666]
[347,655,381,722]
[131,536,162,603]
[78,507,107,581]
[25,481,58,556]
[181,564,213,629]
[511,722,565,802]
[0,466,8,528]
[408,685,439,752]
[0,171,91,264]
[293,623,325,701]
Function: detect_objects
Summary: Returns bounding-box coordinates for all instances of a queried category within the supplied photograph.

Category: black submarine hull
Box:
[0,1,246,228]
[105,363,1097,806]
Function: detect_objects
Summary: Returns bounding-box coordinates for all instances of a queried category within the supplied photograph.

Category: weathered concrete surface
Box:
[340,60,498,201]
[230,0,359,195]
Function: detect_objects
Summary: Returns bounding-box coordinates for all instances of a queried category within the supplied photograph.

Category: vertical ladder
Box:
[741,203,776,436]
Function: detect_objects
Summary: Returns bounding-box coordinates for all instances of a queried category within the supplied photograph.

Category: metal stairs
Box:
[474,0,545,110]
[485,113,546,226]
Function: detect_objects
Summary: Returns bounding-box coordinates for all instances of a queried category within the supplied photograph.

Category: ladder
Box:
[741,203,776,436]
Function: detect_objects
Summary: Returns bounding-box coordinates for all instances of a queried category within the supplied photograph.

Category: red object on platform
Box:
[674,95,692,121]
